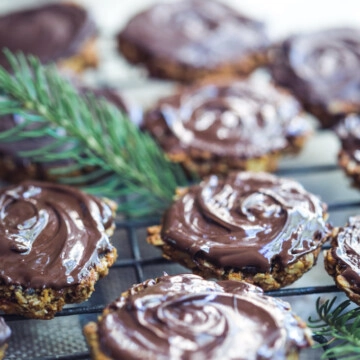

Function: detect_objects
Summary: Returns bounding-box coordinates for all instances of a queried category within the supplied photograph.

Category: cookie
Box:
[335,114,360,187]
[147,171,329,290]
[0,86,138,183]
[324,216,360,305]
[143,79,312,177]
[0,181,117,319]
[117,0,269,82]
[83,273,313,360]
[269,27,360,128]
[0,317,11,360]
[0,3,98,73]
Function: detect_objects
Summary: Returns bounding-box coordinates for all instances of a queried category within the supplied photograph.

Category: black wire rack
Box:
[2,129,360,360]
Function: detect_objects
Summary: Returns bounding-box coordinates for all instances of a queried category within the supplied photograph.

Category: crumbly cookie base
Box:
[84,322,113,360]
[338,150,360,189]
[0,143,306,183]
[118,36,268,83]
[165,133,308,177]
[301,101,360,129]
[0,151,98,183]
[0,201,117,320]
[0,344,8,360]
[147,225,323,291]
[0,247,117,320]
[58,36,98,73]
[324,227,360,305]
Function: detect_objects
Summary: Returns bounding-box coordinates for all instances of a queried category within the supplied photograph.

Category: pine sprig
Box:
[308,297,360,359]
[0,50,189,216]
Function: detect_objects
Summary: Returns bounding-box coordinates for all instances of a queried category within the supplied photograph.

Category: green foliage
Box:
[0,50,189,216]
[309,297,360,359]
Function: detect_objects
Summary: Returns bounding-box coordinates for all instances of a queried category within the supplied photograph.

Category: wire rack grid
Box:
[2,127,360,360]
[1,1,360,359]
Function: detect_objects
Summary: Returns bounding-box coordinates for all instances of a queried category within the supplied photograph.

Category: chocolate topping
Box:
[328,216,360,286]
[144,80,311,159]
[118,0,268,69]
[161,172,328,272]
[270,28,360,115]
[0,181,114,289]
[0,317,11,347]
[336,114,360,163]
[96,274,311,359]
[0,3,96,68]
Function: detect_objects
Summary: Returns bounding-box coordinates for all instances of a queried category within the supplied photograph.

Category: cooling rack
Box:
[2,128,359,360]
[1,1,360,359]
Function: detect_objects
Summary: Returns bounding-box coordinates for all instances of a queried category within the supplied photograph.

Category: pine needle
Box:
[0,50,190,217]
[308,297,360,359]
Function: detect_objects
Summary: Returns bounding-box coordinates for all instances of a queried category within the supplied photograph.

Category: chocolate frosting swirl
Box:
[0,181,114,289]
[161,172,328,272]
[270,28,360,109]
[336,114,360,163]
[0,317,11,347]
[119,0,268,69]
[97,274,311,359]
[144,80,311,159]
[328,216,360,286]
[0,3,96,68]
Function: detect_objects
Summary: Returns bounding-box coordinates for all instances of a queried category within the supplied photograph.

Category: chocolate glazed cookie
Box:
[144,80,312,176]
[0,3,98,72]
[118,0,269,82]
[148,172,329,290]
[84,274,313,360]
[270,28,360,128]
[325,216,360,305]
[335,114,360,187]
[0,181,117,319]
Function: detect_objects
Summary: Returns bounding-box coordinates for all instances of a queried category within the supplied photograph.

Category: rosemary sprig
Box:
[0,50,189,216]
[308,297,360,359]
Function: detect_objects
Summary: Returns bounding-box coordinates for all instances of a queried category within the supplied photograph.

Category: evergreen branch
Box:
[308,297,360,359]
[0,50,189,216]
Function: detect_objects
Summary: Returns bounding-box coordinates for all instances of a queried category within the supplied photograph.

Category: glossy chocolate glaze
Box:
[329,216,360,286]
[96,274,311,359]
[270,28,360,111]
[336,114,360,163]
[0,317,10,347]
[161,172,328,272]
[119,0,268,69]
[0,3,96,68]
[144,80,311,159]
[0,181,114,289]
